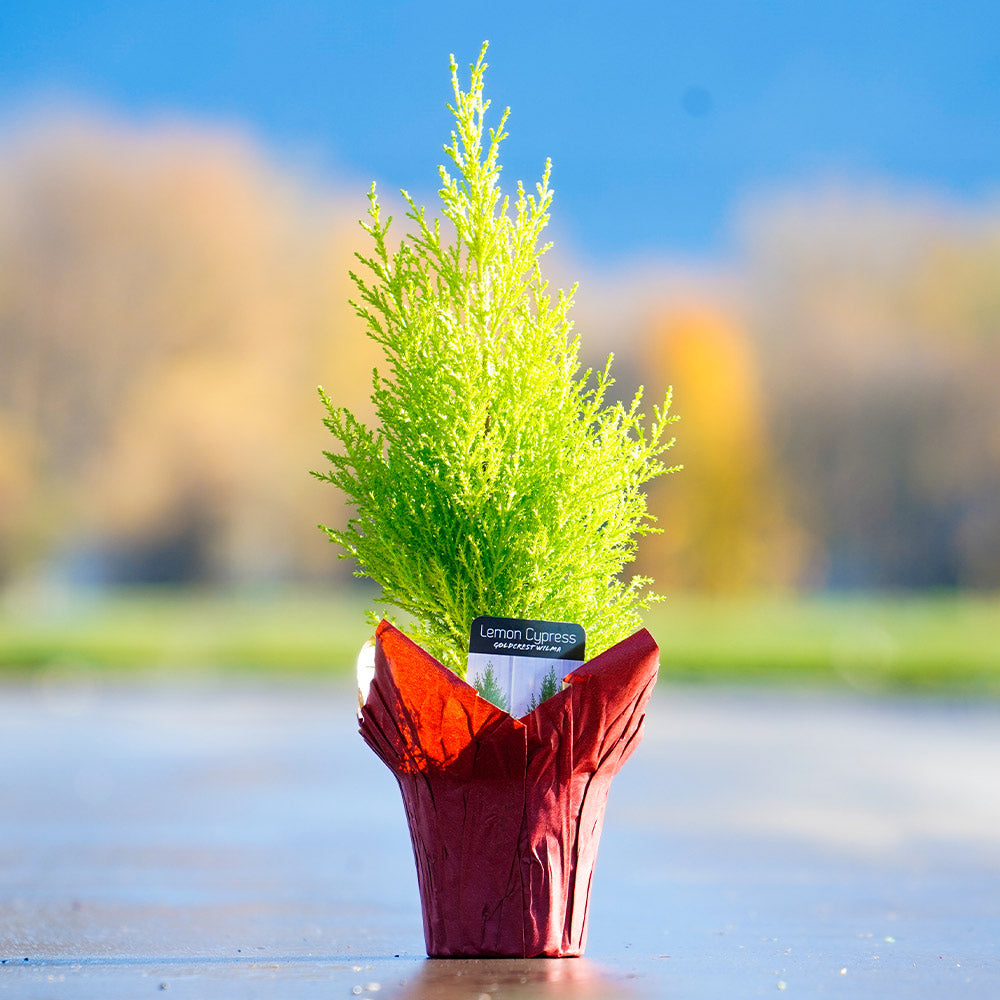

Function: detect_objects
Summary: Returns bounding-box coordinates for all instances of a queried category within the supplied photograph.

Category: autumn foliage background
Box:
[2,111,999,597]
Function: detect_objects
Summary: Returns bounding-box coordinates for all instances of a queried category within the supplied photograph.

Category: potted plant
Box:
[314,42,678,958]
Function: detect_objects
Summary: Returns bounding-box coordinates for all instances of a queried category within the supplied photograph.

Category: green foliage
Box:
[474,660,509,712]
[314,42,679,675]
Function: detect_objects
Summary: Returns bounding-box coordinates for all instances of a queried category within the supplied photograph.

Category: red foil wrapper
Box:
[359,619,659,958]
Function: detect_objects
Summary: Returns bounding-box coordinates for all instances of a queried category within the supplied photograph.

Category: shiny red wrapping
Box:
[358,619,659,958]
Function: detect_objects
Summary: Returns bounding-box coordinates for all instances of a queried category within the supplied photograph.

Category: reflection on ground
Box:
[399,957,635,1000]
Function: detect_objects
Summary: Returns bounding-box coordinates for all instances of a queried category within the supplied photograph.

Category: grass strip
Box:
[1,588,997,695]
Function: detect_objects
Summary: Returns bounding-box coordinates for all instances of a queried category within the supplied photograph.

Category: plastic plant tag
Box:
[467,615,586,717]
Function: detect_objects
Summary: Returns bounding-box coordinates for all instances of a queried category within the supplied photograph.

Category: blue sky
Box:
[3,0,999,264]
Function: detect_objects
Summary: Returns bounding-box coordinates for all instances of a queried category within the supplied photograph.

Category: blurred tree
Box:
[640,307,802,591]
[0,113,380,587]
[0,414,41,578]
[742,185,1000,588]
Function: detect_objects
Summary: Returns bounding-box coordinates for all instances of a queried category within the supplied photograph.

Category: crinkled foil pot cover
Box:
[359,620,659,958]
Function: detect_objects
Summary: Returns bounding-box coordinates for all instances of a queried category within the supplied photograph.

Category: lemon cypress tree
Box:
[315,42,679,676]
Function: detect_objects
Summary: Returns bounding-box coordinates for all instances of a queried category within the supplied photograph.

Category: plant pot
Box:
[359,619,659,957]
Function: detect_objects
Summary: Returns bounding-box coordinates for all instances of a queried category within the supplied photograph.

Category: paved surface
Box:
[1,676,999,998]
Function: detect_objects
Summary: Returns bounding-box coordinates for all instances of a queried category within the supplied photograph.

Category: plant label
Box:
[467,615,586,717]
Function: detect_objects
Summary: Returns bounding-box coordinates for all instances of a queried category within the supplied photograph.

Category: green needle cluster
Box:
[314,42,679,675]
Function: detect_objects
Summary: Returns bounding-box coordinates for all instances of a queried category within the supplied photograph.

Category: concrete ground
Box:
[1,675,999,998]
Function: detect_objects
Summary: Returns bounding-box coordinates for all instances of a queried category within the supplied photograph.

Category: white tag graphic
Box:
[467,615,586,717]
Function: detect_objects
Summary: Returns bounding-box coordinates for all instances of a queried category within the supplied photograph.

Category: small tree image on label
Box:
[527,665,561,713]
[475,660,510,713]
